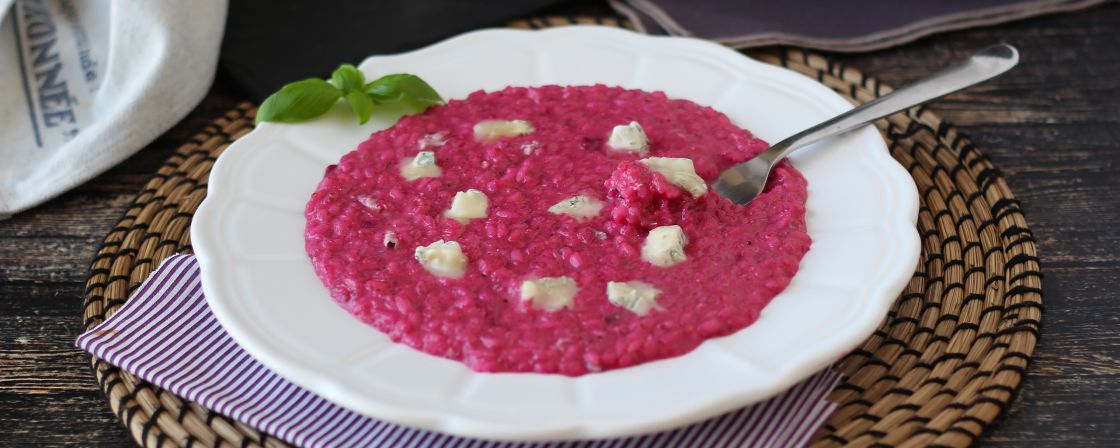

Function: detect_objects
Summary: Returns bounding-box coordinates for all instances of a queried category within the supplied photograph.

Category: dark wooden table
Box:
[2,4,1118,446]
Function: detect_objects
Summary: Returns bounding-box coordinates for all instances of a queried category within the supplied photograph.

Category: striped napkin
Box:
[77,254,841,448]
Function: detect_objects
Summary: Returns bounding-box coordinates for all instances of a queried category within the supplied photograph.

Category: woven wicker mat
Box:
[81,16,1041,448]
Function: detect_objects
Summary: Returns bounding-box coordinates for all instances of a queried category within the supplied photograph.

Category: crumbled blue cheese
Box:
[473,119,534,141]
[608,121,649,154]
[520,276,578,312]
[445,189,489,223]
[547,195,604,220]
[414,240,467,279]
[418,132,447,150]
[400,151,441,180]
[641,225,688,267]
[606,281,661,316]
[639,157,708,198]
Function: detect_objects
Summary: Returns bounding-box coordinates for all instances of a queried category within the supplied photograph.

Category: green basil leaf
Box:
[344,90,375,124]
[256,78,342,124]
[364,73,444,113]
[330,64,365,92]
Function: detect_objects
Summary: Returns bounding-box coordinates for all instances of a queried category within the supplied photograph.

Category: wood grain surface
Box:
[1,3,1117,446]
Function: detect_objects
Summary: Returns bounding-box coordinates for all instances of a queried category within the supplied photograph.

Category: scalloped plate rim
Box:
[193,26,920,441]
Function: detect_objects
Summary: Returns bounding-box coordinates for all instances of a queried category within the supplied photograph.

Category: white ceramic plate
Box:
[193,26,919,441]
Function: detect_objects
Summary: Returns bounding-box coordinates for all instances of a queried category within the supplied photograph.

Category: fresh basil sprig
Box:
[256,64,443,125]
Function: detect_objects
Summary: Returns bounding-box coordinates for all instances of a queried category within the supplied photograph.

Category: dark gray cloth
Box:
[220,0,1109,101]
[612,0,1109,51]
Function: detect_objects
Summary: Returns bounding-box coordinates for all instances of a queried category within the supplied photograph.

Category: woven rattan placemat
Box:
[81,17,1041,448]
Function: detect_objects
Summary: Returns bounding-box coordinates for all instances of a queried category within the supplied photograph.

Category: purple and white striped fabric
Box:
[78,254,841,448]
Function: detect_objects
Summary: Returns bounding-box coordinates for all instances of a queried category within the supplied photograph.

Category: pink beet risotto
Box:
[305,85,810,376]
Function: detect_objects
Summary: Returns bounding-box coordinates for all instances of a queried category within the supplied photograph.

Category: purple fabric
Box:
[612,0,1107,51]
[78,254,841,447]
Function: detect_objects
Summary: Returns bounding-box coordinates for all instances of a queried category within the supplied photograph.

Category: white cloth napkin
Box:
[0,0,227,219]
[78,254,843,447]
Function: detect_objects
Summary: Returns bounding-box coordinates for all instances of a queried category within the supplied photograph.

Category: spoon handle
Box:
[766,44,1019,161]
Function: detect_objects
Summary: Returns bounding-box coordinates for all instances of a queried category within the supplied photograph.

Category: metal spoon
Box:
[713,44,1019,204]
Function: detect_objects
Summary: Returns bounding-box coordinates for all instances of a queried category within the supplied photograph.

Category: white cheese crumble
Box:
[418,132,447,150]
[521,141,540,155]
[400,151,441,180]
[639,157,708,198]
[641,225,688,267]
[383,231,398,248]
[606,281,662,316]
[473,119,534,141]
[356,195,382,212]
[547,195,604,220]
[445,189,489,223]
[414,240,467,279]
[520,276,578,312]
[608,121,649,153]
